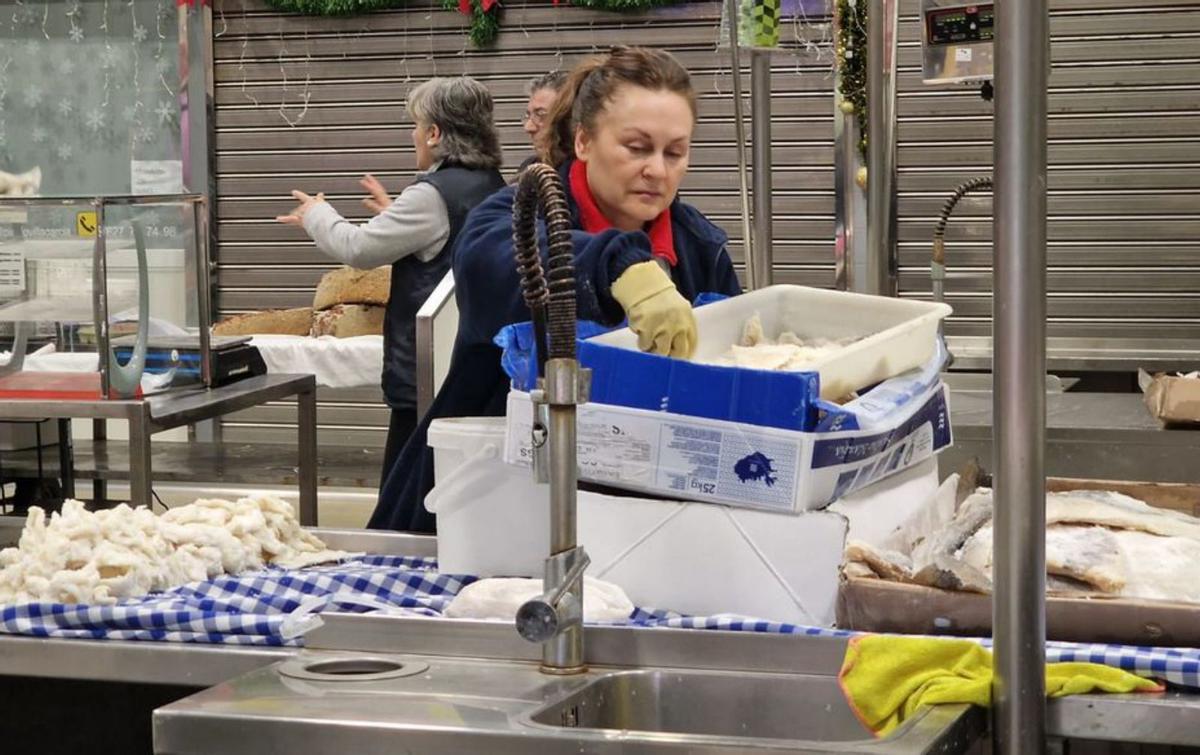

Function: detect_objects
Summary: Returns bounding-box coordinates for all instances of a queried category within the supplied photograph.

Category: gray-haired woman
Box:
[277,76,506,485]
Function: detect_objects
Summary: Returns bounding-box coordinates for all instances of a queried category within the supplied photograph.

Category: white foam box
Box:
[425,418,941,626]
[503,380,952,514]
[587,285,952,401]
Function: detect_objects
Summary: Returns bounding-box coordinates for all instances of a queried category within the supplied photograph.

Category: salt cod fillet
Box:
[844,541,913,582]
[959,523,1126,594]
[1046,489,1200,541]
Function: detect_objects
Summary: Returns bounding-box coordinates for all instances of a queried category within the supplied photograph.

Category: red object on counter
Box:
[0,372,142,400]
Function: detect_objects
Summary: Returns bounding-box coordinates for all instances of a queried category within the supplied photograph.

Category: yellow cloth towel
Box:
[839,635,1163,737]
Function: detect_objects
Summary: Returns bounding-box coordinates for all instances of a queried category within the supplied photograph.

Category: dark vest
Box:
[383,163,506,409]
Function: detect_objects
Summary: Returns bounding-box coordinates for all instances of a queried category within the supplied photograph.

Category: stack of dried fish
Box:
[845,488,1200,603]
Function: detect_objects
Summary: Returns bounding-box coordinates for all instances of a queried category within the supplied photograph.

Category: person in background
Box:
[516,70,569,175]
[370,47,742,533]
[275,77,506,488]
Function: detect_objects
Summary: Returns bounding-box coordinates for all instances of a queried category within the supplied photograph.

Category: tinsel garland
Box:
[835,0,867,164]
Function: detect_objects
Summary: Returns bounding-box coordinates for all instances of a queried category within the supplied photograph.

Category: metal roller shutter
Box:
[896,0,1200,347]
[212,0,1200,446]
[210,0,834,445]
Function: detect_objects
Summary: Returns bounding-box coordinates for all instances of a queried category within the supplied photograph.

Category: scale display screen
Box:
[927,5,994,44]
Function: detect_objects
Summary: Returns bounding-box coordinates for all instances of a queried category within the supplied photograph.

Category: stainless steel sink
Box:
[521,668,980,752]
[526,669,871,742]
[154,648,984,754]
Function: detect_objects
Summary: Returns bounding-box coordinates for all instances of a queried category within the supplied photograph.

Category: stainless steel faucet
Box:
[509,164,592,675]
[516,358,591,674]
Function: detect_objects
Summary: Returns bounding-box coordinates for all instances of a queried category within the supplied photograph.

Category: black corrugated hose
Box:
[932,176,993,266]
[512,163,578,372]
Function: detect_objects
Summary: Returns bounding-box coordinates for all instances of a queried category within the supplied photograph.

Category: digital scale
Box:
[921,1,996,85]
[113,334,267,388]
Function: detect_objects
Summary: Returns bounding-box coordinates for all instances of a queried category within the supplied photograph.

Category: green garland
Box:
[438,0,502,47]
[569,0,680,9]
[835,0,867,164]
[265,0,677,48]
[263,0,406,13]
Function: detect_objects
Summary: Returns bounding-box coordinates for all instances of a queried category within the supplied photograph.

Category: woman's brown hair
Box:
[536,47,697,167]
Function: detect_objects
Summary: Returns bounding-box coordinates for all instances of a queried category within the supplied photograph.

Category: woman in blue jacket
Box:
[370,47,742,532]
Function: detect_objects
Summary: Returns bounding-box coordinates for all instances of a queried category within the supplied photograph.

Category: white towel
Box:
[445,575,635,623]
[249,335,383,389]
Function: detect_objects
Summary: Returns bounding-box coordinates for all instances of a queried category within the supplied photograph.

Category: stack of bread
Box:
[214,266,390,338]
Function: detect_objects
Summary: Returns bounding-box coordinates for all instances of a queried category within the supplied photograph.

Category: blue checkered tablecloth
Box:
[2,555,1198,689]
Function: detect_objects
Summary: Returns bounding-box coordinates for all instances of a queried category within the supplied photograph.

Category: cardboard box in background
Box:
[1140,369,1200,426]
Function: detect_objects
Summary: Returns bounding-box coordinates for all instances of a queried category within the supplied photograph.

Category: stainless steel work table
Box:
[944,389,1199,485]
[0,529,434,685]
[0,527,1199,748]
[0,373,319,525]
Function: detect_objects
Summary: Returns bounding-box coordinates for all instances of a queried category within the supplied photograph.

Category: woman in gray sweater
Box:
[277,77,506,486]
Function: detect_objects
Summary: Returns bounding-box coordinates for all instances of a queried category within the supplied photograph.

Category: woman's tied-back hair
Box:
[537,47,697,167]
[407,77,503,170]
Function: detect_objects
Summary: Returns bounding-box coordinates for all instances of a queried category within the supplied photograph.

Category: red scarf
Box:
[568,160,677,267]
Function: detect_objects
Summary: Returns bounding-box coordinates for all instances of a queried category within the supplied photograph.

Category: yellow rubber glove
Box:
[611,261,697,359]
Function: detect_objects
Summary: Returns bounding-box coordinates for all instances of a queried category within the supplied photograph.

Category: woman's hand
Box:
[359,174,393,214]
[276,189,326,226]
[611,261,697,359]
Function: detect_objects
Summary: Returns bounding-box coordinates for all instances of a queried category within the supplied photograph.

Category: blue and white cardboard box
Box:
[503,377,952,514]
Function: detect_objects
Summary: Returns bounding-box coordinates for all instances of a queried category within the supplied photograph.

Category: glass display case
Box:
[0,194,212,399]
[0,0,186,198]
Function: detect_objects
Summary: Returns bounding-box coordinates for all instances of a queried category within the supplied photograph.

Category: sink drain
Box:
[279,656,429,682]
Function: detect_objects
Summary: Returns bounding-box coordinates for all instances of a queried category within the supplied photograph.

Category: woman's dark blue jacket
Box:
[368,160,742,532]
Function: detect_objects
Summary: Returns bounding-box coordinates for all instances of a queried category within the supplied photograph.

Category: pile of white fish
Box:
[845,488,1200,604]
[716,313,857,372]
[0,495,348,605]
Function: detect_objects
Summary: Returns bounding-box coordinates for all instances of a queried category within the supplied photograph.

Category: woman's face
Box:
[574,86,693,232]
[412,120,440,171]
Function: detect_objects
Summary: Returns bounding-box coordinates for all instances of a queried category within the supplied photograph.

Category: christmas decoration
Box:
[263,0,681,48]
[154,100,174,124]
[835,0,867,163]
[0,0,181,192]
[86,108,106,132]
[440,0,501,48]
[23,84,43,107]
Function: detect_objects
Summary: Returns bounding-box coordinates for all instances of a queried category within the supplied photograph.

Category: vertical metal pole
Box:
[297,380,319,527]
[128,408,153,510]
[725,0,756,289]
[194,198,214,387]
[750,49,774,289]
[992,0,1049,750]
[92,419,107,506]
[93,199,111,398]
[57,419,75,501]
[865,0,899,296]
[185,0,217,446]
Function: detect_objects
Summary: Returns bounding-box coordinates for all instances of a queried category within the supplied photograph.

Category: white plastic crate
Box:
[588,284,952,401]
